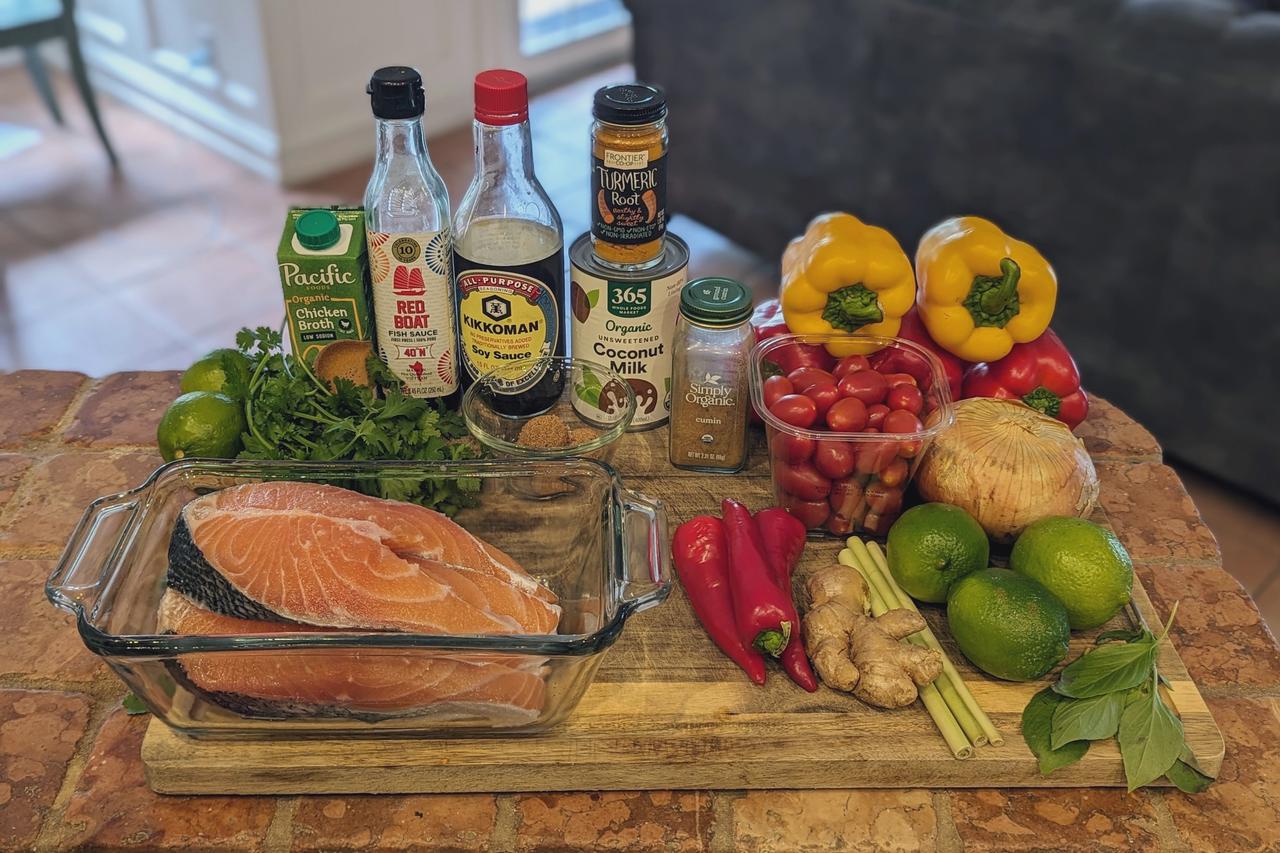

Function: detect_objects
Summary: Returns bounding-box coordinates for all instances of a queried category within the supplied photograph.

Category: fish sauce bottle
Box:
[453,69,565,415]
[363,66,459,405]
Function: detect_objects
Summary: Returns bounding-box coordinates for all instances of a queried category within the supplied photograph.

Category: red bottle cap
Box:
[474,69,528,125]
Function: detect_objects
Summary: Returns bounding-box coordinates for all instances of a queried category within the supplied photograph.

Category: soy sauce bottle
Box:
[452,69,565,415]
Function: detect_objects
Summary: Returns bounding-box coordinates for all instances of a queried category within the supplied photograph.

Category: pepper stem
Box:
[753,621,792,658]
[822,284,884,333]
[1021,386,1062,419]
[963,258,1023,328]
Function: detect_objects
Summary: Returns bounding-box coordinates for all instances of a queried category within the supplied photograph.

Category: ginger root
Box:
[802,563,943,709]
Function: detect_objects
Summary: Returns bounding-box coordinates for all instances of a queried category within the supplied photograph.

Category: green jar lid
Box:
[295,209,341,250]
[680,277,752,326]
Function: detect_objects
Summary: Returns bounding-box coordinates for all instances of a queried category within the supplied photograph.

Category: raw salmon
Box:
[167,482,560,635]
[199,482,554,603]
[157,591,545,718]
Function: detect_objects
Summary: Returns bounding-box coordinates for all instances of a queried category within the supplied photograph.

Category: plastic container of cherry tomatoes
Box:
[750,333,956,537]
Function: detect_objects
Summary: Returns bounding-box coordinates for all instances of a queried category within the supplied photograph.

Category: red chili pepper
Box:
[870,306,967,401]
[671,516,767,685]
[962,328,1089,429]
[721,499,796,657]
[754,508,818,692]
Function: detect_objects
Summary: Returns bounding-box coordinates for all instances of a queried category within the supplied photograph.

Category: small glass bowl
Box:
[462,357,636,466]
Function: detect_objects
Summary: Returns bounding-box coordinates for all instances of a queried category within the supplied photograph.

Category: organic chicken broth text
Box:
[569,233,688,429]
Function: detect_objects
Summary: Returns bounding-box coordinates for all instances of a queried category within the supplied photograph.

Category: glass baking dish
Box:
[47,458,669,738]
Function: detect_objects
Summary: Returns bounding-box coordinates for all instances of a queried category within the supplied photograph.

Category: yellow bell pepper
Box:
[780,212,916,357]
[915,216,1058,362]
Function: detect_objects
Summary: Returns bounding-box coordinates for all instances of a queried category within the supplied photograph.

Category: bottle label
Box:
[368,230,458,398]
[591,151,666,246]
[455,268,559,389]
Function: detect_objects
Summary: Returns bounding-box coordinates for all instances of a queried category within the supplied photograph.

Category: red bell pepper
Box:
[755,508,818,692]
[869,306,966,401]
[721,499,796,657]
[671,516,767,685]
[962,328,1089,429]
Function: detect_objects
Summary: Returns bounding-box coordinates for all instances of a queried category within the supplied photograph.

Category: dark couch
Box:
[628,0,1278,503]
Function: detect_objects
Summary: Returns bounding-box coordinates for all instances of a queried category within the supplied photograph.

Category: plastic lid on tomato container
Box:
[295,209,340,250]
[475,69,529,125]
[680,278,753,327]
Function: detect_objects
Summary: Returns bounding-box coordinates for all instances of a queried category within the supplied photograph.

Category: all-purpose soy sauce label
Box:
[591,151,666,246]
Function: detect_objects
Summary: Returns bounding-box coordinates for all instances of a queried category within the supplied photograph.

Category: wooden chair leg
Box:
[62,18,119,168]
[22,46,64,125]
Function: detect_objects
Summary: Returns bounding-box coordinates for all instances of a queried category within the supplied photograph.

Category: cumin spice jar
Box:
[590,84,668,270]
[669,278,754,472]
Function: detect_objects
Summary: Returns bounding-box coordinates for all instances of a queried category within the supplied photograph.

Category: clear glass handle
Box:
[46,490,140,614]
[619,488,671,614]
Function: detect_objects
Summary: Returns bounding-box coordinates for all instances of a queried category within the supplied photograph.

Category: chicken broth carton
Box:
[278,207,373,365]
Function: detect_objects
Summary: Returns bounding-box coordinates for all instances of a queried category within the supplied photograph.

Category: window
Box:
[517,0,631,56]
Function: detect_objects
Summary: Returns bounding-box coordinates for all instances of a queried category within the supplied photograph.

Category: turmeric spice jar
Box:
[590,84,668,270]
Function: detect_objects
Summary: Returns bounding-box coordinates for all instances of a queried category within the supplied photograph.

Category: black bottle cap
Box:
[593,83,666,125]
[367,66,425,119]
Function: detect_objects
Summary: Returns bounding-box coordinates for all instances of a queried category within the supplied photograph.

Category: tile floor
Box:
[1,63,1277,630]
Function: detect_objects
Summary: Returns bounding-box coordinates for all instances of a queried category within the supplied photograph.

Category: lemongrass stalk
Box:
[865,540,1004,747]
[838,549,973,759]
[845,541,987,747]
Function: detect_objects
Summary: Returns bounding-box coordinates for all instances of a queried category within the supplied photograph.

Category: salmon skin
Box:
[158,591,546,722]
[165,481,560,635]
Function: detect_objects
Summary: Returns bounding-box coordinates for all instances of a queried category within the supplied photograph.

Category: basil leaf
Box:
[1053,635,1157,699]
[1023,687,1090,775]
[121,693,149,715]
[1118,682,1185,791]
[1051,691,1125,750]
[1166,758,1214,793]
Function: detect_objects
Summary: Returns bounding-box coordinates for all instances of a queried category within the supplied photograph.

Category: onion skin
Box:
[916,398,1099,543]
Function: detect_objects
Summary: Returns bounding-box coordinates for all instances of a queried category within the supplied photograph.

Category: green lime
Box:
[180,348,251,399]
[947,568,1071,681]
[157,392,246,462]
[886,503,990,603]
[1010,516,1134,630]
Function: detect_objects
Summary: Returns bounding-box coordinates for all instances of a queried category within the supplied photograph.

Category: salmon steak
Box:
[157,591,546,720]
[166,481,560,635]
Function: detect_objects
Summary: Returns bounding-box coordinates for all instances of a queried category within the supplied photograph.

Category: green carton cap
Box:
[296,209,341,250]
[680,277,752,327]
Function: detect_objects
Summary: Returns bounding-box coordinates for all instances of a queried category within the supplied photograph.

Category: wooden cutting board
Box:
[142,430,1223,794]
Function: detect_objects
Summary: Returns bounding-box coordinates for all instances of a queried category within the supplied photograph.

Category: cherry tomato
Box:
[865,403,890,430]
[882,372,919,388]
[828,478,866,534]
[774,460,831,501]
[825,396,868,432]
[763,375,794,409]
[837,370,888,405]
[865,481,904,515]
[870,348,931,388]
[770,394,818,429]
[856,440,898,475]
[886,383,924,415]
[813,439,856,479]
[780,494,830,529]
[832,354,871,379]
[787,366,837,393]
[877,458,910,488]
[883,409,924,435]
[772,431,815,464]
[802,382,841,420]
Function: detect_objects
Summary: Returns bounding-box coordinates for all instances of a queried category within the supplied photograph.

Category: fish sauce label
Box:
[368,230,458,398]
[591,150,666,246]
[454,262,560,390]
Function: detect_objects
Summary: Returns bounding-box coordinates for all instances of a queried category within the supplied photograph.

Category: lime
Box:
[1010,516,1134,630]
[886,503,989,603]
[157,392,246,462]
[947,568,1071,681]
[180,349,251,399]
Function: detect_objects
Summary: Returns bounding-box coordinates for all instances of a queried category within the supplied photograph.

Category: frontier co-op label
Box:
[570,261,687,428]
[368,230,458,398]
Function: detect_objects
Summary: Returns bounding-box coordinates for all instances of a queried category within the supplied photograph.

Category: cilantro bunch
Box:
[227,327,482,515]
[1022,604,1215,792]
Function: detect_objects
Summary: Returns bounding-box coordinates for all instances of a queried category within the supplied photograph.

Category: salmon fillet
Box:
[202,482,554,604]
[157,591,546,718]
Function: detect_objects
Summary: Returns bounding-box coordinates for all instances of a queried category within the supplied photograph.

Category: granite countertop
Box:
[0,369,1276,851]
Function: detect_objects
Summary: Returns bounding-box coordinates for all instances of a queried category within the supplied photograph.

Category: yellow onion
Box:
[916,398,1099,543]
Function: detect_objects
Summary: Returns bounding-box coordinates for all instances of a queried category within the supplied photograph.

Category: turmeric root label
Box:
[591,151,666,246]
